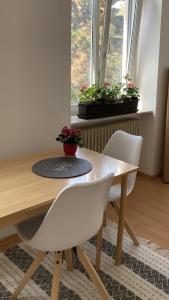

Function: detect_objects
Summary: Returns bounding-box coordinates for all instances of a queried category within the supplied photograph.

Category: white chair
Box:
[11,172,114,300]
[96,130,143,268]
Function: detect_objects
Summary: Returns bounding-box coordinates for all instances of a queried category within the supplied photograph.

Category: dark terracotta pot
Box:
[63,144,77,156]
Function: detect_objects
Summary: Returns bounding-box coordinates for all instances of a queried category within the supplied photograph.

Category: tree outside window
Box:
[71,0,126,104]
[71,0,91,103]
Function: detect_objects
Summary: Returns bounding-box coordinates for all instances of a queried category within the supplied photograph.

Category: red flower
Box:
[56,126,83,146]
[127,82,135,89]
[61,127,82,137]
[103,81,110,88]
[80,83,88,92]
[61,126,70,137]
[69,128,75,136]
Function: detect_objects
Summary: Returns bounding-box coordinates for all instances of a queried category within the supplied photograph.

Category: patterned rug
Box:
[1,221,169,300]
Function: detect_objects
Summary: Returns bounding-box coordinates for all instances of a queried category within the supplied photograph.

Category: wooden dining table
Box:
[0,147,138,265]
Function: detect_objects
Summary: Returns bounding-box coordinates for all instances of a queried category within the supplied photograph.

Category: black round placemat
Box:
[32,157,92,178]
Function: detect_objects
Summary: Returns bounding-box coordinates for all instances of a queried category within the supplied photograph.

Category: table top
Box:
[0,148,138,228]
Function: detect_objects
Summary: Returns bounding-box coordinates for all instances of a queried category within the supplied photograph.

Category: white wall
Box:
[0,0,71,159]
[136,0,169,176]
[0,0,71,239]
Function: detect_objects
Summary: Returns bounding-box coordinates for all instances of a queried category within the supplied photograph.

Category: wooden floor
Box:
[125,175,169,250]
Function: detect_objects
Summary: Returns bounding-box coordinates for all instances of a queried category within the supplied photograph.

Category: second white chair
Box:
[96,130,143,268]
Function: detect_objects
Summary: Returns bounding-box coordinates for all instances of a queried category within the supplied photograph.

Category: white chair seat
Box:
[108,184,122,202]
[108,184,133,202]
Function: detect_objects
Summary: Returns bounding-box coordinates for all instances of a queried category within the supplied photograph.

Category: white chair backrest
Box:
[103,130,143,194]
[27,172,114,252]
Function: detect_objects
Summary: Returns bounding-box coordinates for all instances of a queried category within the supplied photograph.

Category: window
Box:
[105,1,126,83]
[71,0,92,104]
[71,0,127,104]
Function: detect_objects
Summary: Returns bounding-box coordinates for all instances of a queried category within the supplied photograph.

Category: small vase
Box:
[63,143,77,156]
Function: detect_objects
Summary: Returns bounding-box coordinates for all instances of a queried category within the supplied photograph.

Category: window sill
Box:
[71,109,153,128]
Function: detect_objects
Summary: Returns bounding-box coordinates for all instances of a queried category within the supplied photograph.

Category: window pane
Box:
[71,0,92,103]
[105,0,125,83]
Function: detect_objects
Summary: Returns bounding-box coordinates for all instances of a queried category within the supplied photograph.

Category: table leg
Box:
[115,174,127,266]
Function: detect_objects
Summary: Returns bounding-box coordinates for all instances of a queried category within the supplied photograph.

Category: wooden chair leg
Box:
[103,211,107,227]
[76,246,111,300]
[112,202,139,246]
[106,202,116,222]
[51,251,62,300]
[96,226,103,271]
[11,251,46,300]
[64,249,73,271]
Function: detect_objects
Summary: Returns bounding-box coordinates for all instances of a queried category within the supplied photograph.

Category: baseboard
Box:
[0,234,21,252]
[138,171,162,179]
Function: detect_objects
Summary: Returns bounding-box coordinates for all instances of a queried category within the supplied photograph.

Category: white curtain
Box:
[126,0,143,81]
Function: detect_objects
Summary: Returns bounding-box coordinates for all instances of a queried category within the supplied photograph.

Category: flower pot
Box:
[63,144,77,156]
[78,99,139,119]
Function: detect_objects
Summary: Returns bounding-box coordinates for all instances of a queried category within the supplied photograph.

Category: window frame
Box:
[71,0,133,115]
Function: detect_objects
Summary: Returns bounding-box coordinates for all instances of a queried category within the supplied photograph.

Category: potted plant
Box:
[56,126,83,156]
[78,75,140,119]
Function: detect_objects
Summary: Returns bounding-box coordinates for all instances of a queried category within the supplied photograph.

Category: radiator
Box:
[80,118,140,153]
